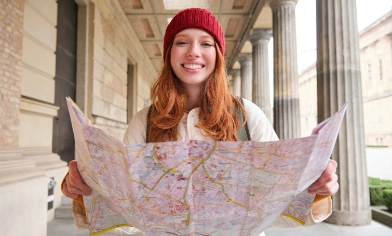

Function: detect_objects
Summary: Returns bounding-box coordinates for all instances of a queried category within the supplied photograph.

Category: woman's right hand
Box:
[61,160,92,199]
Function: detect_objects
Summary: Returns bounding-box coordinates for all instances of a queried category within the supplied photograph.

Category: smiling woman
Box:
[146,8,243,143]
[61,7,340,236]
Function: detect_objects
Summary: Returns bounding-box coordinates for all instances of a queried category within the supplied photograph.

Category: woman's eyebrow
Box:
[200,36,215,41]
[174,33,190,39]
[174,34,214,40]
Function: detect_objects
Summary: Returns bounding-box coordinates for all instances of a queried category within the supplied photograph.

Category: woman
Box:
[62,8,338,235]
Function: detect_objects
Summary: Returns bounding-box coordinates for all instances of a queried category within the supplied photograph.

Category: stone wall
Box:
[82,0,157,140]
[0,0,24,148]
[19,0,59,149]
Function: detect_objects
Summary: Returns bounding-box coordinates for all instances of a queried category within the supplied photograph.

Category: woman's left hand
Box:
[308,159,339,196]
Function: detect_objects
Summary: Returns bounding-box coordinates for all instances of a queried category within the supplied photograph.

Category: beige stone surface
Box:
[92,97,128,124]
[93,80,127,110]
[86,0,157,137]
[22,36,56,81]
[21,67,55,104]
[19,99,58,147]
[0,149,45,185]
[23,2,57,51]
[26,0,57,26]
[21,0,58,105]
[0,176,47,236]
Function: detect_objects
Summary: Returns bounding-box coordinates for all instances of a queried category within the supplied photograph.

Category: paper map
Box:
[66,98,347,236]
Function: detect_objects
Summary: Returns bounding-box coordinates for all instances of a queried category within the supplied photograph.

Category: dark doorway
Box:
[52,0,78,164]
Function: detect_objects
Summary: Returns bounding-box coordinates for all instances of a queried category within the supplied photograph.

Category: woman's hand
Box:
[61,160,92,199]
[308,159,339,196]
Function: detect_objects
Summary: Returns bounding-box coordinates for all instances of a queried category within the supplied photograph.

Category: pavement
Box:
[47,218,392,236]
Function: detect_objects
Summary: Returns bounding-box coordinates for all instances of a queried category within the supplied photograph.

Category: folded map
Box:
[66,97,347,236]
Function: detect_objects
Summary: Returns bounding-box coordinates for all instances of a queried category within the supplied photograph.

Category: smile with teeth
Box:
[183,64,204,69]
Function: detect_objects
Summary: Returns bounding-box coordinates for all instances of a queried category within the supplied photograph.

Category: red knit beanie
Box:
[163,8,225,61]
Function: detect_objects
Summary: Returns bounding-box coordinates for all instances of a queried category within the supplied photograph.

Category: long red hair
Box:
[148,42,246,142]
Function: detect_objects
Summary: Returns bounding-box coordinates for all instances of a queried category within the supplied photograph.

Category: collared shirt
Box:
[124,98,278,145]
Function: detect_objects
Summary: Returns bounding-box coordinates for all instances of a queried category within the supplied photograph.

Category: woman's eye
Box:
[202,43,213,47]
[175,42,187,45]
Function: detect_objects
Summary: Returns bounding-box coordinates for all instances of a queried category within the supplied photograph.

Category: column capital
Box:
[269,0,298,10]
[238,53,252,64]
[249,29,272,44]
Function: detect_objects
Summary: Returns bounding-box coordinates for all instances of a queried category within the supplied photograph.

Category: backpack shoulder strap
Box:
[146,105,153,143]
[235,97,251,141]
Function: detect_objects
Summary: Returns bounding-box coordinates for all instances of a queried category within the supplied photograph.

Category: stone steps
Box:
[55,196,73,219]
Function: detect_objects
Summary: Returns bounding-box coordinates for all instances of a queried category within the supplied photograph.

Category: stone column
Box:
[249,29,273,123]
[270,0,300,139]
[238,54,253,101]
[231,69,241,97]
[316,0,370,225]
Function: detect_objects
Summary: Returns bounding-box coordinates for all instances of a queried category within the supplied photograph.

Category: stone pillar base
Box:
[325,209,372,226]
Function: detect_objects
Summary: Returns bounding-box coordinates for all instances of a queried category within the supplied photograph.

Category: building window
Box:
[379,59,383,80]
[368,64,372,82]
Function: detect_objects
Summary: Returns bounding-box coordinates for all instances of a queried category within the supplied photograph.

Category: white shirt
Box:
[124,98,278,145]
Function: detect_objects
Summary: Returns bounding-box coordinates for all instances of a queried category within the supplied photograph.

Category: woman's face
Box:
[170,28,217,89]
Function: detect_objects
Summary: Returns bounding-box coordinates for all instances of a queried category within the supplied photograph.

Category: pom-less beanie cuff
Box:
[163,8,225,61]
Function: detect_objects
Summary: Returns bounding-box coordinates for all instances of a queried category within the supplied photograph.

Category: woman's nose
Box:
[187,43,200,58]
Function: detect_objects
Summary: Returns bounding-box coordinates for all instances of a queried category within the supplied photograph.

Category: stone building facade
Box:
[360,10,392,147]
[299,10,392,147]
[0,0,371,235]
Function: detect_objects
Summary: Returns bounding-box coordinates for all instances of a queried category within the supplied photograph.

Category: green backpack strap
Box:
[146,98,250,142]
[146,105,153,143]
[235,97,251,141]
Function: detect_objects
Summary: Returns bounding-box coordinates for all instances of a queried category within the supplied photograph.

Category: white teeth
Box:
[183,64,202,69]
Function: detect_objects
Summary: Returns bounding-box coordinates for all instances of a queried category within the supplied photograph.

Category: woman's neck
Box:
[184,84,205,111]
